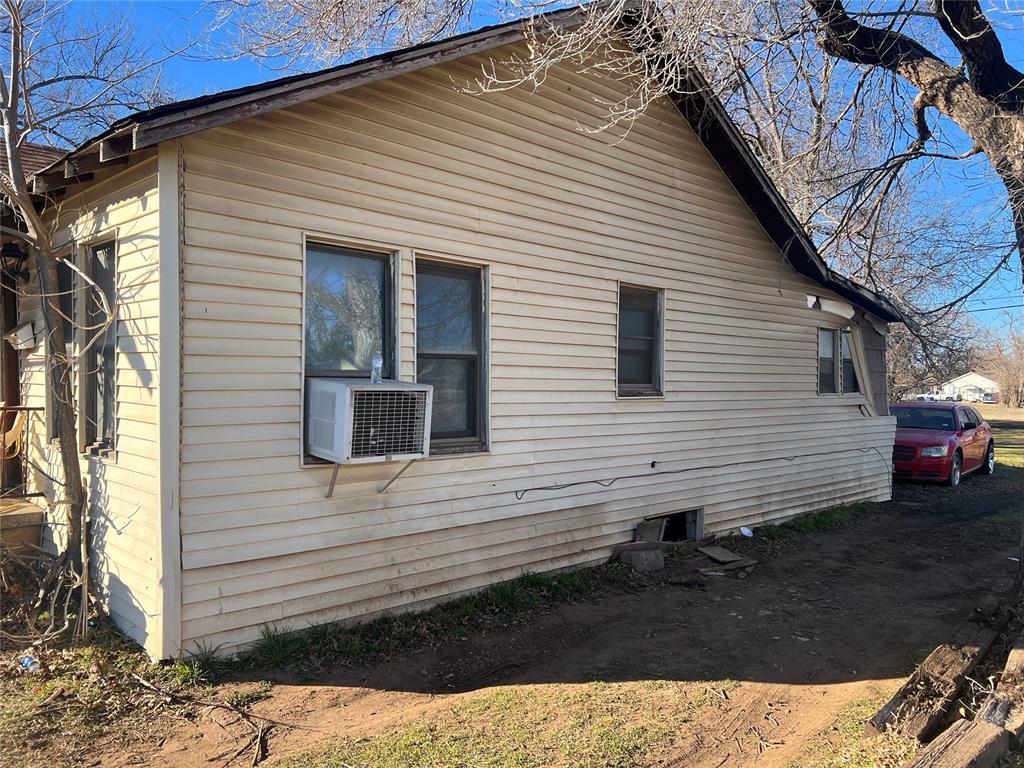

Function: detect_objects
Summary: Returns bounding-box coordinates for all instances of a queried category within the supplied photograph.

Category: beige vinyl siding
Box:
[19,156,164,653]
[177,45,895,650]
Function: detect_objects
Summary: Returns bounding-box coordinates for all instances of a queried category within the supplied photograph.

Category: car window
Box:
[970,408,984,425]
[892,407,957,430]
[958,408,976,428]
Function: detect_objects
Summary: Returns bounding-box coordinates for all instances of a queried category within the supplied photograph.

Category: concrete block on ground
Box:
[619,548,665,572]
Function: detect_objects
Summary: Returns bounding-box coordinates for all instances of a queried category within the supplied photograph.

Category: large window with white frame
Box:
[415,260,486,451]
[83,241,116,454]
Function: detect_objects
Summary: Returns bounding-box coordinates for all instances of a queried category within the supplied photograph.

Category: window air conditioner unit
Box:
[306,378,433,464]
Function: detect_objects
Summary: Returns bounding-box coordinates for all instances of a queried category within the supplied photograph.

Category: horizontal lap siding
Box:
[178,47,895,650]
[19,158,163,653]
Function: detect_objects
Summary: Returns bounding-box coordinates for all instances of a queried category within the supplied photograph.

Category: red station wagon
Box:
[890,402,995,487]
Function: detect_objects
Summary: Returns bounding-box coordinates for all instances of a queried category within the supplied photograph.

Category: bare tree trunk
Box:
[0,0,176,639]
[33,244,87,571]
[810,0,1024,288]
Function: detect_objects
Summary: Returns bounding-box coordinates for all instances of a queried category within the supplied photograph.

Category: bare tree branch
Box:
[934,0,1024,110]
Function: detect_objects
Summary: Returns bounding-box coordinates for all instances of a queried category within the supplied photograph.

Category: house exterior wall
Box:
[174,47,896,651]
[853,312,889,416]
[18,155,167,655]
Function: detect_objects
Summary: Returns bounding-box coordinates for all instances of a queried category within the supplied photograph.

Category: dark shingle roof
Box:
[0,140,65,177]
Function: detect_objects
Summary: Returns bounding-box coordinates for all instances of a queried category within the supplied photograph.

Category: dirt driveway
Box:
[111,410,1024,768]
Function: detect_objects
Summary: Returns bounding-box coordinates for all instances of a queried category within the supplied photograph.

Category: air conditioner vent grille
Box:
[350,390,428,459]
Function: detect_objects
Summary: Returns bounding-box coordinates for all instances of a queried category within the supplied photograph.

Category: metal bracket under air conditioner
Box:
[325,458,418,498]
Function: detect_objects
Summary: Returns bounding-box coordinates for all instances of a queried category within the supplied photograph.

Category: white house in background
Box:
[2,8,904,659]
[937,372,1000,402]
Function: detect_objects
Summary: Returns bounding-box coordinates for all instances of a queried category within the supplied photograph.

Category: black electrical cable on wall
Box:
[513,446,892,501]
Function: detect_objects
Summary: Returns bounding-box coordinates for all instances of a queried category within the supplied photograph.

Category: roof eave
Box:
[649,37,906,326]
[25,4,597,198]
[128,4,599,150]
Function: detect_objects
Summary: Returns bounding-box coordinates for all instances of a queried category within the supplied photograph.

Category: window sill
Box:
[426,443,488,458]
[83,450,117,464]
[83,442,115,461]
[301,445,489,469]
[617,391,664,400]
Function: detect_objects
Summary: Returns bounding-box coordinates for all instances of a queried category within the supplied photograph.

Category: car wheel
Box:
[946,452,962,487]
[979,442,995,475]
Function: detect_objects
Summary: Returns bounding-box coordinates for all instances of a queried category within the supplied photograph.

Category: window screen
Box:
[841,330,859,393]
[416,261,484,447]
[818,328,837,394]
[46,257,76,441]
[84,241,116,452]
[618,286,662,396]
[304,244,392,378]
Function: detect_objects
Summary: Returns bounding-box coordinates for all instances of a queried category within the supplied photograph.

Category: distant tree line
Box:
[979,332,1024,408]
[887,325,1023,408]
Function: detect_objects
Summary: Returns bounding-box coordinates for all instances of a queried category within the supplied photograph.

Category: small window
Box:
[841,330,859,394]
[304,244,393,378]
[56,258,75,354]
[46,257,76,441]
[416,261,485,450]
[84,241,116,453]
[817,328,838,394]
[617,285,662,397]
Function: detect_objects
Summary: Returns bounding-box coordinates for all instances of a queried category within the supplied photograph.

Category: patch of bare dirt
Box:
[79,416,1024,767]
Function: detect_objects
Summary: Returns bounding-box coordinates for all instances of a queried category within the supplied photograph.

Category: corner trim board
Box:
[155,141,183,659]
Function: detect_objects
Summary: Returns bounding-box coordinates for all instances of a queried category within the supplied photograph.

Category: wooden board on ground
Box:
[867,611,1009,741]
[980,626,1024,742]
[1000,627,1024,686]
[903,719,1008,768]
[612,541,699,556]
[699,557,757,574]
[697,545,744,564]
[635,518,666,543]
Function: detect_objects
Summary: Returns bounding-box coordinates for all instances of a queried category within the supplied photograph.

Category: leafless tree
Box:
[0,0,178,641]
[209,0,488,65]
[980,327,1024,408]
[211,0,1023,323]
[885,318,980,400]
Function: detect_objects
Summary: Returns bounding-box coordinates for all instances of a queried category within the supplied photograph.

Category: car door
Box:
[957,407,982,469]
[971,407,992,455]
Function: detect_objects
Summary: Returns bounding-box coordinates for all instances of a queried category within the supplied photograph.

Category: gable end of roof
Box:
[26,4,904,325]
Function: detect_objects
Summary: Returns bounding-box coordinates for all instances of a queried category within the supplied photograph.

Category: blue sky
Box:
[84,1,1023,331]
